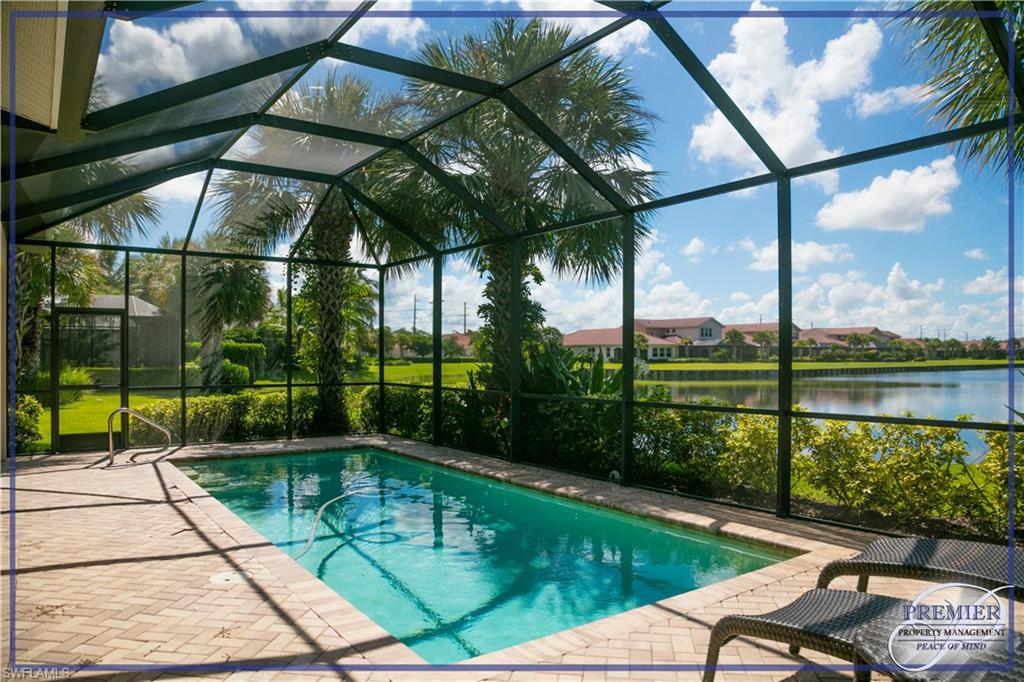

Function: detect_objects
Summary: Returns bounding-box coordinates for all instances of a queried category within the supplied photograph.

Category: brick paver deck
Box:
[2,435,1018,681]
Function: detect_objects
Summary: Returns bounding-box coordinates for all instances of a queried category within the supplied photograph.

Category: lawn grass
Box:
[606,359,1008,371]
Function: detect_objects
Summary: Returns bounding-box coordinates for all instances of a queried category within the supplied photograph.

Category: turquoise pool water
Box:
[183,449,790,663]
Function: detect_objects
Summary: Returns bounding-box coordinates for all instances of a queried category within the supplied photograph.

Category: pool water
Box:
[183,449,790,663]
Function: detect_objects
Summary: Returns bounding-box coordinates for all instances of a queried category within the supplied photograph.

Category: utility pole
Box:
[463,301,468,334]
[412,294,417,335]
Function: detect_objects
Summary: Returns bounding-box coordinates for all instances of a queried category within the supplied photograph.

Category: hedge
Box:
[185,341,266,380]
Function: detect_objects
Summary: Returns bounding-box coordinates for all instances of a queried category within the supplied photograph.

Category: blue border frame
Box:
[4,3,1017,677]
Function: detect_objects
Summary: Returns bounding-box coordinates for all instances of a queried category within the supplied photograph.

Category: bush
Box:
[709,349,730,362]
[14,395,43,451]
[223,342,266,381]
[22,365,95,406]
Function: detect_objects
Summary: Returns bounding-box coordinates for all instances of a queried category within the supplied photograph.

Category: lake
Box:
[637,368,1019,423]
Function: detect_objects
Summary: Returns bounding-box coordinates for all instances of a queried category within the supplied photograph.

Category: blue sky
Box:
[88,1,1020,339]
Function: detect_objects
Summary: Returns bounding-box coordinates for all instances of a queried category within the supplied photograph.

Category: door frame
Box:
[51,307,128,452]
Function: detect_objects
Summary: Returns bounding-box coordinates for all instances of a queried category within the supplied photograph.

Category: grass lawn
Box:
[606,359,1008,371]
[27,363,486,451]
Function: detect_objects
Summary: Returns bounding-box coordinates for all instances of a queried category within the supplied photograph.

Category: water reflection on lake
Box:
[637,368,1019,422]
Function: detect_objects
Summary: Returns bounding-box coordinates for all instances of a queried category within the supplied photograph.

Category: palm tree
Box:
[400,18,657,389]
[903,1,1023,172]
[677,335,694,359]
[189,241,270,386]
[751,330,778,360]
[723,328,746,361]
[210,69,428,430]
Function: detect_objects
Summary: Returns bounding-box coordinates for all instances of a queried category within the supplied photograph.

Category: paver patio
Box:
[2,436,1019,681]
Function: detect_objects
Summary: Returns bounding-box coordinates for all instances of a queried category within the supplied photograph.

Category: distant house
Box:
[722,322,801,346]
[806,326,893,348]
[561,327,674,361]
[441,331,474,356]
[562,317,725,360]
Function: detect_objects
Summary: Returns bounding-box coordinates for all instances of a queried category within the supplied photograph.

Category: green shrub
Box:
[22,365,95,406]
[14,395,44,451]
[223,342,266,381]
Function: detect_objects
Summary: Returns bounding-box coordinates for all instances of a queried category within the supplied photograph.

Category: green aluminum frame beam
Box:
[288,184,337,257]
[182,168,213,250]
[18,237,375,269]
[329,43,499,96]
[9,159,212,224]
[620,214,636,484]
[432,254,443,444]
[974,1,1024,112]
[775,177,793,517]
[400,143,517,238]
[644,14,786,176]
[336,178,438,255]
[81,42,329,131]
[214,158,338,184]
[206,3,375,164]
[259,113,400,149]
[5,115,256,182]
[499,91,631,213]
[787,115,1012,179]
[6,112,403,182]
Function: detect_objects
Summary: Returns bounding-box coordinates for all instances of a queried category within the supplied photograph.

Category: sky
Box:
[85,1,1021,340]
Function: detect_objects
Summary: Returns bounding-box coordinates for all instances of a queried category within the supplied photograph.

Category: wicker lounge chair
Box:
[816,538,1022,597]
[702,588,1021,682]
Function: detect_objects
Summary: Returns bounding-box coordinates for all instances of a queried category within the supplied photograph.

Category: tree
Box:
[751,330,777,360]
[406,18,656,389]
[677,335,694,359]
[980,335,1001,359]
[442,335,466,358]
[845,332,872,360]
[903,1,1024,174]
[634,333,649,360]
[211,68,429,431]
[724,328,746,361]
[190,242,270,385]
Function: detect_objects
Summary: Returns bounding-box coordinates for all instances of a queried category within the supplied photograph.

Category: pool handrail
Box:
[107,407,173,465]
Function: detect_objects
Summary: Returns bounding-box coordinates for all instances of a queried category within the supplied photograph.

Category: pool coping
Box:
[152,433,866,673]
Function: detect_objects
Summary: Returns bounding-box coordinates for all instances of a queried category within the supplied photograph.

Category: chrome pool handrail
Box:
[107,408,173,465]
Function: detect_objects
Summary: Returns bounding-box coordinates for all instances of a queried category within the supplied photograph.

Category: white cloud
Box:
[964,267,1024,295]
[793,262,947,336]
[964,248,988,261]
[147,172,207,203]
[95,16,258,105]
[729,291,752,302]
[739,238,853,272]
[853,84,925,117]
[719,289,778,323]
[816,156,960,232]
[689,1,883,192]
[237,1,426,50]
[681,237,706,262]
[635,247,673,284]
[531,260,711,331]
[516,1,652,58]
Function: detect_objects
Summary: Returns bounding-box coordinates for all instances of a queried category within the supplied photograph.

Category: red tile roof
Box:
[634,317,717,330]
[562,327,676,346]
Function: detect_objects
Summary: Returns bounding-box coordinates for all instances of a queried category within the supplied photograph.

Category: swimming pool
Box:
[183,448,791,663]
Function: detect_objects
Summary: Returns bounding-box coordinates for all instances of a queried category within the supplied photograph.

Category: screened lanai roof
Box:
[2,0,1022,266]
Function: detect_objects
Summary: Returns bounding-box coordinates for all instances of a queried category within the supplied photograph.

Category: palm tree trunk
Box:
[310,218,351,434]
[482,242,517,390]
[200,328,224,387]
[15,252,50,385]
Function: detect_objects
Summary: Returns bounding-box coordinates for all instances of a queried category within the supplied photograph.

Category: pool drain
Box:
[208,570,252,585]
